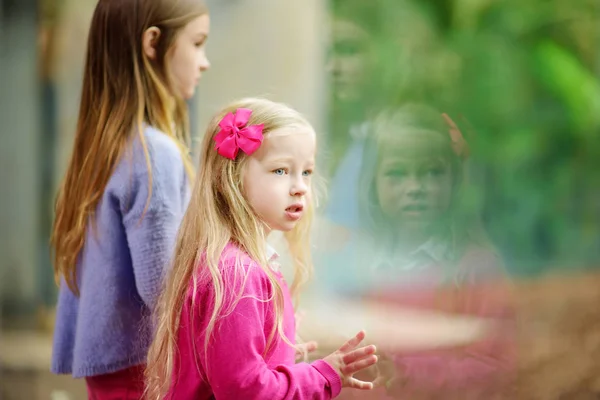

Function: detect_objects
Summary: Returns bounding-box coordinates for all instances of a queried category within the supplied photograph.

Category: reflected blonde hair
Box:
[145,98,317,399]
[359,104,489,261]
[51,0,207,294]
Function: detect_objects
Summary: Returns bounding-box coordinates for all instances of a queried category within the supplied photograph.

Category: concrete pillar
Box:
[197,0,329,138]
[0,0,42,320]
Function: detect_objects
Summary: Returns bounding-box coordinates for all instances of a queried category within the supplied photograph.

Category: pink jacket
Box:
[168,243,342,399]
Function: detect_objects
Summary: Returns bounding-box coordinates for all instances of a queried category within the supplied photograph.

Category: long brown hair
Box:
[51,0,208,295]
[145,98,317,400]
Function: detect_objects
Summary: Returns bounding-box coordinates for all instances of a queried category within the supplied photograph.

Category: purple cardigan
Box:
[51,126,190,378]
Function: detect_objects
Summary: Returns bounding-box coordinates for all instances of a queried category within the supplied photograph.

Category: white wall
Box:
[197,0,329,142]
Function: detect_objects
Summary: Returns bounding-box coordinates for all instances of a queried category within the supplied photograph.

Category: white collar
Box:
[266,244,280,271]
[410,237,447,262]
[370,236,449,273]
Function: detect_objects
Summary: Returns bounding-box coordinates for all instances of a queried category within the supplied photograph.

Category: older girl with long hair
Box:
[50,0,210,396]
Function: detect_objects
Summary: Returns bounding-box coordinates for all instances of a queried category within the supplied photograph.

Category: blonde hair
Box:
[51,0,208,295]
[145,98,317,399]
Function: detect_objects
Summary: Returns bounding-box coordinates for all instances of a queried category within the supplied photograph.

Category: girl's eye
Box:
[333,40,364,56]
[302,170,313,177]
[424,167,445,177]
[273,168,286,175]
[385,169,406,178]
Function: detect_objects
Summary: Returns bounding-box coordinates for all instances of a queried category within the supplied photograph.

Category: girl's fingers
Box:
[342,344,376,365]
[372,375,387,388]
[372,359,397,387]
[341,354,378,375]
[338,330,366,352]
[302,341,318,353]
[347,377,375,391]
[295,341,319,361]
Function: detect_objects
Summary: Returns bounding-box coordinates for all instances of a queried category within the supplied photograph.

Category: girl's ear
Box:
[142,26,161,60]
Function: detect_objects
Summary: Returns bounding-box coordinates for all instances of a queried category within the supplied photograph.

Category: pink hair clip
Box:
[214,108,264,160]
[442,113,470,159]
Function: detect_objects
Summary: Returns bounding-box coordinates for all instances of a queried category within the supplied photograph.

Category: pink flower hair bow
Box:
[442,113,470,159]
[214,108,264,160]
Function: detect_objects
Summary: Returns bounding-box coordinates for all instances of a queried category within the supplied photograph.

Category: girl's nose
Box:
[290,178,308,197]
[199,54,210,72]
[405,177,425,196]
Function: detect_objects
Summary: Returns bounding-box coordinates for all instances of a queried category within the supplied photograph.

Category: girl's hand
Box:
[352,351,397,389]
[295,340,318,362]
[295,311,320,362]
[324,330,378,390]
[374,352,399,387]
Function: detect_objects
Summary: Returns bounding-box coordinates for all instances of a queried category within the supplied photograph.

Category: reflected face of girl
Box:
[375,145,453,231]
[327,19,369,102]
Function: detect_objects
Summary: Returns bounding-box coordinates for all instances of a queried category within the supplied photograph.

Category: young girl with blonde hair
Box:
[145,98,379,399]
[50,0,210,396]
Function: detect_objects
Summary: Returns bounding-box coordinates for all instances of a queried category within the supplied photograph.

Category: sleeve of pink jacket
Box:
[388,249,517,398]
[199,262,343,400]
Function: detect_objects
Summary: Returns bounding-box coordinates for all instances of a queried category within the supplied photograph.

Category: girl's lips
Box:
[401,204,434,217]
[285,211,303,221]
[286,204,304,213]
[285,204,304,221]
[402,204,430,212]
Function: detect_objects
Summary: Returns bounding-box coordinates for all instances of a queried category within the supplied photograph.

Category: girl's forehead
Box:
[332,19,368,40]
[378,130,451,159]
[378,154,448,169]
[254,128,316,161]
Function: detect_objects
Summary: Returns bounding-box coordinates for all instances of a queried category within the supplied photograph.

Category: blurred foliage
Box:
[327,0,600,276]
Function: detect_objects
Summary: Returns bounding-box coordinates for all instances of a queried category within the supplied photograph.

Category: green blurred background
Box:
[326,0,600,277]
